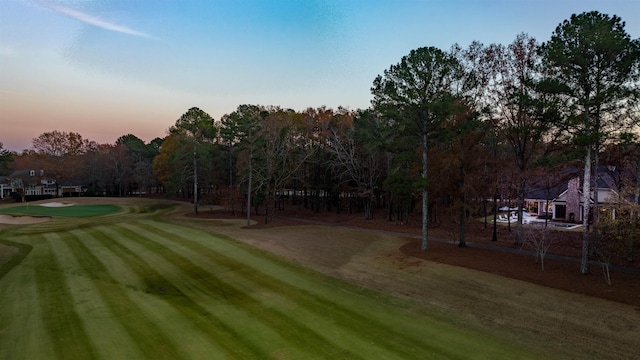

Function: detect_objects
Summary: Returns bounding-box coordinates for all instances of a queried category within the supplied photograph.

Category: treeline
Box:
[5,132,162,197]
[2,11,639,275]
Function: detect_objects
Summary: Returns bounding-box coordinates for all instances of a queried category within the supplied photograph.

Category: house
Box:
[523,167,623,223]
[523,180,568,218]
[2,169,84,200]
[552,175,620,223]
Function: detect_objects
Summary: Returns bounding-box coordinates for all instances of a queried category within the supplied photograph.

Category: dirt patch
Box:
[0,214,51,225]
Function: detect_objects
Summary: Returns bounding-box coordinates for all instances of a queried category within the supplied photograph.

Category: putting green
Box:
[0,204,119,218]
[0,201,544,359]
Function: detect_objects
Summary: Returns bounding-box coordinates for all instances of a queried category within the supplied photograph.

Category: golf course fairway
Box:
[0,199,544,359]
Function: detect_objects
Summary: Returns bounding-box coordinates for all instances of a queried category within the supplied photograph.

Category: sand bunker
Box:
[40,202,74,207]
[0,214,51,225]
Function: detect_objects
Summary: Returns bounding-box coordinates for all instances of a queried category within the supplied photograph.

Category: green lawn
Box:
[0,204,119,218]
[0,201,544,359]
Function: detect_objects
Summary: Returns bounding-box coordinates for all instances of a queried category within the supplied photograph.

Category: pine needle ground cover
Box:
[0,200,543,359]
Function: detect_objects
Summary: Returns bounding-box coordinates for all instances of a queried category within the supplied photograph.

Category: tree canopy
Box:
[371,46,474,250]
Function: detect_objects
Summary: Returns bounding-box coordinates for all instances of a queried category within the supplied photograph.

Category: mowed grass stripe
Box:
[131,220,456,358]
[91,226,269,359]
[80,227,225,357]
[63,229,176,360]
[1,199,544,360]
[126,220,422,359]
[109,222,359,359]
[143,219,541,359]
[36,233,97,359]
[0,235,56,360]
[126,221,463,359]
[65,228,231,359]
[83,227,239,359]
[99,224,321,359]
[0,239,32,280]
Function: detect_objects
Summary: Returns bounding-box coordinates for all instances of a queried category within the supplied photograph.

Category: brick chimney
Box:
[566,177,581,223]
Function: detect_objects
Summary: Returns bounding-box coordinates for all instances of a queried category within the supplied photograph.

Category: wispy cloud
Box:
[45,3,153,39]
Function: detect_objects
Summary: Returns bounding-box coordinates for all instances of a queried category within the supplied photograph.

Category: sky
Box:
[1,0,639,152]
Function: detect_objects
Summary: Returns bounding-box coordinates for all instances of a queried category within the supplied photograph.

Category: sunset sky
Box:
[1,0,639,152]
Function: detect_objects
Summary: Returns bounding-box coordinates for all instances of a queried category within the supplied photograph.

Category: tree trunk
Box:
[386,191,393,221]
[193,146,198,216]
[591,147,600,257]
[507,199,512,232]
[458,165,467,248]
[421,129,428,251]
[581,146,592,274]
[515,177,526,245]
[264,190,270,224]
[364,196,373,220]
[246,147,253,228]
[492,193,498,241]
[632,151,640,261]
[458,203,467,248]
[591,109,602,251]
[483,198,487,229]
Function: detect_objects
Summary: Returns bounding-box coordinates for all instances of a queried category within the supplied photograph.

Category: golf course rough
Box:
[0,201,544,359]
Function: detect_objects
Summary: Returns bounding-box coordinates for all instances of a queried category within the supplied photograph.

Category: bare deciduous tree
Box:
[522,225,554,271]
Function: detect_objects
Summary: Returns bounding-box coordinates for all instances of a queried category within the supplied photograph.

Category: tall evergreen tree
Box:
[539,11,640,274]
[169,107,217,214]
[228,104,265,227]
[0,142,13,176]
[371,46,473,250]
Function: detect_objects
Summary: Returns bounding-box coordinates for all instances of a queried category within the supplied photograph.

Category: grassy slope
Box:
[0,201,542,360]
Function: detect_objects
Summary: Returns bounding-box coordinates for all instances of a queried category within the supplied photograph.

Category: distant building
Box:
[552,176,620,223]
[0,169,84,200]
[521,167,623,223]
